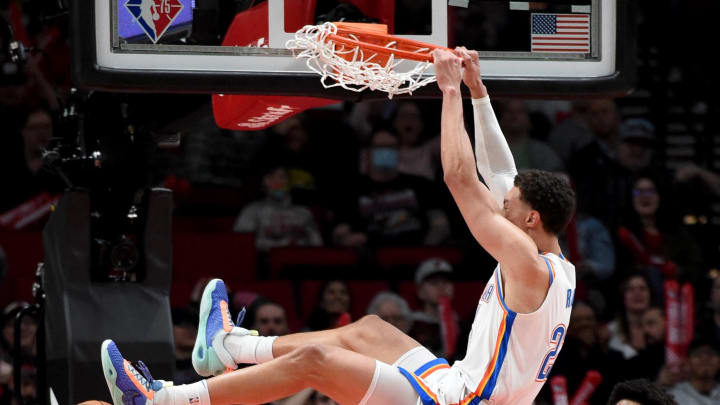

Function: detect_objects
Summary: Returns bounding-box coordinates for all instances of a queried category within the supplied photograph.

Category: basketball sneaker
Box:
[101,339,168,405]
[191,278,258,376]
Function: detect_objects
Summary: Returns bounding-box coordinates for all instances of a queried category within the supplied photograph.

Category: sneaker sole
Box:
[191,279,226,377]
[101,340,127,405]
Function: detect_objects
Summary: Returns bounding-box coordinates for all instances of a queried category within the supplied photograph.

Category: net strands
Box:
[286,22,446,98]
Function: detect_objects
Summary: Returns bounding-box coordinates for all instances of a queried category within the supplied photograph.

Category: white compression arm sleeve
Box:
[472,96,518,209]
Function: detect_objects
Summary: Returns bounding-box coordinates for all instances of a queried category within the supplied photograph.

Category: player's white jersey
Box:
[451,252,576,405]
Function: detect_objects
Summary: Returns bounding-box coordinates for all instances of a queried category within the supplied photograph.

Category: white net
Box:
[286,22,437,98]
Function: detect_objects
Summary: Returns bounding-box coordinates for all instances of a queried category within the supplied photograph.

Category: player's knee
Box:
[290,343,329,368]
[286,344,330,383]
[340,315,385,350]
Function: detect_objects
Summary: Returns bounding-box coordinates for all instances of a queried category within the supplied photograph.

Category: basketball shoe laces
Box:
[124,360,164,405]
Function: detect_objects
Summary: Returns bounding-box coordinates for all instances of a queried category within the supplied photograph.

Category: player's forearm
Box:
[472,96,517,207]
[440,88,476,184]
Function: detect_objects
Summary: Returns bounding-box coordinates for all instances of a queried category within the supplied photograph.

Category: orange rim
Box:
[325,23,451,63]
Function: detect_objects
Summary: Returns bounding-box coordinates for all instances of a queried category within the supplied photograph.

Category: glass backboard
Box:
[72,0,635,98]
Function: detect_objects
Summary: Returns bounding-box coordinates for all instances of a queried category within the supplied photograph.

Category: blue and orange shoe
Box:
[191,279,258,377]
[101,339,169,405]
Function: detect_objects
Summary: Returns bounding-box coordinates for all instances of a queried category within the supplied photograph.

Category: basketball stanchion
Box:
[287,22,452,98]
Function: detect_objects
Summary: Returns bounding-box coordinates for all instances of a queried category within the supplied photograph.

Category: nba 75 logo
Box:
[125,0,184,43]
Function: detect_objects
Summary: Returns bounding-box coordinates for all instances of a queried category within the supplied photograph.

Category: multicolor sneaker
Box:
[191,279,258,377]
[101,339,169,405]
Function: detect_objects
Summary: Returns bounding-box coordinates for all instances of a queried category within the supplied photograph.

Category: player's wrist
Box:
[469,84,488,99]
[441,86,461,96]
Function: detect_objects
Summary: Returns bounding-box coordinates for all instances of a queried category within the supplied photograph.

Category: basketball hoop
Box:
[286,22,450,98]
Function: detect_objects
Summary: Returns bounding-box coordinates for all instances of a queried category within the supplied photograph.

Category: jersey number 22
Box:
[536,324,566,381]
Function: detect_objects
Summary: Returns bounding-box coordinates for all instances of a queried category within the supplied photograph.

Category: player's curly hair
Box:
[514,170,576,235]
[607,379,677,405]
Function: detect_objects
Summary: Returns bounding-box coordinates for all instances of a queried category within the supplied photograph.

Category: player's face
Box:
[503,187,533,231]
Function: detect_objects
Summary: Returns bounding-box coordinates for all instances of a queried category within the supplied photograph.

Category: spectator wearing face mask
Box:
[233,165,323,251]
[333,129,450,247]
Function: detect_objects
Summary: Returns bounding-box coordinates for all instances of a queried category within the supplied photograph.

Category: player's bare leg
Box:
[192,279,422,377]
[271,314,421,364]
[103,338,406,405]
[207,344,376,405]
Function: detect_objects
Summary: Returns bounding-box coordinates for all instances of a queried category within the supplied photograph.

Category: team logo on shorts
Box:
[481,284,494,303]
[125,0,184,43]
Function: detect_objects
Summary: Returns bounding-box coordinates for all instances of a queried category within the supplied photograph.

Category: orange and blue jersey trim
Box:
[540,255,555,287]
[415,358,451,378]
[398,358,449,405]
[472,277,517,401]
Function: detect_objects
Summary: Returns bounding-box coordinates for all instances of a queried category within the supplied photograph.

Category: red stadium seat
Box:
[268,247,358,279]
[172,232,256,283]
[375,247,463,269]
[347,280,391,320]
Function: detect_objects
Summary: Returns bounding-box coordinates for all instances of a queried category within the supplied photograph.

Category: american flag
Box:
[531,13,590,53]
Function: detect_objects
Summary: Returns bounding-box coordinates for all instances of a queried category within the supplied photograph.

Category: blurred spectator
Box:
[333,130,449,247]
[669,339,720,404]
[305,390,339,405]
[0,363,36,405]
[617,119,657,174]
[0,302,36,359]
[409,258,457,357]
[366,292,412,333]
[607,273,653,360]
[607,379,678,405]
[254,116,322,206]
[0,107,64,212]
[623,307,672,383]
[543,301,624,405]
[697,276,720,349]
[547,100,594,165]
[305,280,350,331]
[569,212,617,282]
[496,100,563,172]
[0,245,6,285]
[244,297,290,336]
[234,166,323,251]
[171,307,202,385]
[617,175,702,285]
[392,101,441,181]
[674,164,720,197]
[568,99,633,230]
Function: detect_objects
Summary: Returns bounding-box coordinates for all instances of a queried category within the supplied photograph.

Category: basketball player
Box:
[100,48,576,405]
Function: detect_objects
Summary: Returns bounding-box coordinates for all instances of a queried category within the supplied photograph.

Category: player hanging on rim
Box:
[100,48,576,405]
